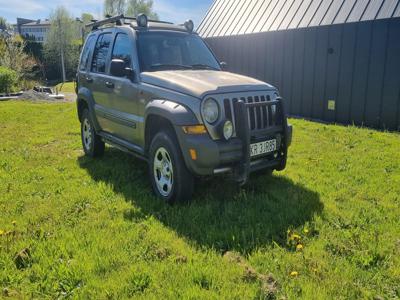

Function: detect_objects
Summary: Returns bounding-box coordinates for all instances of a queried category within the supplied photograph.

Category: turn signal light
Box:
[189,149,197,160]
[182,125,207,135]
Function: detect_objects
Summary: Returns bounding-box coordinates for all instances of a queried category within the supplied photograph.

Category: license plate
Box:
[250,139,277,157]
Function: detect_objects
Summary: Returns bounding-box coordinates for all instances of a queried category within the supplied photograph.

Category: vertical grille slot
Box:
[254,96,262,130]
[247,96,256,130]
[266,95,272,127]
[260,95,268,128]
[224,98,232,121]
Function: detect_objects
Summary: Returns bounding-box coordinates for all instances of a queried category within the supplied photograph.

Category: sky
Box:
[0,0,213,27]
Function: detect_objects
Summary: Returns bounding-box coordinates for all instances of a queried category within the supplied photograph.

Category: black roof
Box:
[198,0,400,38]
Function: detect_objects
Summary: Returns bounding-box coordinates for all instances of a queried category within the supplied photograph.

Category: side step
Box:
[99,131,148,161]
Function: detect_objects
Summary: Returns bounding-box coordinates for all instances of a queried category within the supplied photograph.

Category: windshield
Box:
[137,31,221,72]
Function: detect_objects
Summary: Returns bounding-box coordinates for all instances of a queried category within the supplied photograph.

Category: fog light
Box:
[223,120,233,140]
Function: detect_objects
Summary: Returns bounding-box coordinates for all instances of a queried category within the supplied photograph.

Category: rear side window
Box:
[79,35,95,71]
[111,33,134,69]
[91,33,112,73]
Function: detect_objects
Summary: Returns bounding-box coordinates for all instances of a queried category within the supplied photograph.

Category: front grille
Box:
[223,93,282,135]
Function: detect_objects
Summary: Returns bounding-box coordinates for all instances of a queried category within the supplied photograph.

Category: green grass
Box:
[0,101,399,299]
[55,82,75,93]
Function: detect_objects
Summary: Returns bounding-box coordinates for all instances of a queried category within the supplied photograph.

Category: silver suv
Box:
[76,14,293,203]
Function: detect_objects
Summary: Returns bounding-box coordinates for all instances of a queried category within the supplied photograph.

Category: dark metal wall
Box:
[205,18,400,130]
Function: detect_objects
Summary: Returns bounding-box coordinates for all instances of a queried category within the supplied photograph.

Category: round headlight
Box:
[202,98,219,124]
[223,120,233,140]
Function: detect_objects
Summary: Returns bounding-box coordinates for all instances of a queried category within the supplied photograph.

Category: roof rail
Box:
[85,14,174,31]
[86,14,125,30]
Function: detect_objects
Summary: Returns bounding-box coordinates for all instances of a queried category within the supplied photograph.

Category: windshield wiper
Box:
[190,64,219,70]
[150,63,192,70]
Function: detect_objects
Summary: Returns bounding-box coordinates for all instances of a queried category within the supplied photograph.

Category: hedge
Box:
[0,66,18,93]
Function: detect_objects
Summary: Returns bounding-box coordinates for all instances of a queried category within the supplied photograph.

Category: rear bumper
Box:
[175,98,292,181]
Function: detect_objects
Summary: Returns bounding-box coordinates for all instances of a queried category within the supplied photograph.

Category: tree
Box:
[126,0,158,19]
[0,36,32,80]
[80,13,95,39]
[0,17,7,30]
[0,35,40,89]
[44,6,80,82]
[0,66,18,93]
[104,0,126,16]
[103,0,158,19]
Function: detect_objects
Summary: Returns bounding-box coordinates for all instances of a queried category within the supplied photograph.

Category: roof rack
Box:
[86,14,173,31]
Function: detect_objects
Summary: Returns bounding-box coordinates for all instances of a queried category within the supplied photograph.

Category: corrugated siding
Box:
[198,0,400,37]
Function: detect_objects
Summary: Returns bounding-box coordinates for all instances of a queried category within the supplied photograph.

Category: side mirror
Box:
[220,61,228,70]
[110,59,135,79]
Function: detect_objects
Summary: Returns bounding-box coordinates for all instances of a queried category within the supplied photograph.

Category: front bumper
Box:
[175,97,292,182]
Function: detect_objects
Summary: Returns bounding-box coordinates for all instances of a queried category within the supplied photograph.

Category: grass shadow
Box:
[78,148,323,254]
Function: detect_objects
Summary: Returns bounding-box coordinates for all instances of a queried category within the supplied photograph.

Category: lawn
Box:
[0,101,399,299]
[55,82,76,93]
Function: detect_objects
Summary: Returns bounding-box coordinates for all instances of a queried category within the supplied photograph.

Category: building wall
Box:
[205,18,400,131]
[20,25,50,42]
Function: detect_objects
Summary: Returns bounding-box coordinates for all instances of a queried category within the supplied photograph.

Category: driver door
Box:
[106,32,141,145]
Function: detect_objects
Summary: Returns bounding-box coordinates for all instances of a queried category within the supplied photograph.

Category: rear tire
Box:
[149,130,194,203]
[81,109,105,157]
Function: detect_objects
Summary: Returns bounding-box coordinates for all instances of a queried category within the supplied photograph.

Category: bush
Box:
[0,66,18,93]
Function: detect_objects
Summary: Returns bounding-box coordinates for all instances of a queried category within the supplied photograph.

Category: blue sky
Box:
[0,0,213,27]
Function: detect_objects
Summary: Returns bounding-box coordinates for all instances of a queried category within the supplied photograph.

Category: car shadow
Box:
[78,148,323,254]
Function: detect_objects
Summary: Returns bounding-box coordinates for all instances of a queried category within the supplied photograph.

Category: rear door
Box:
[77,34,95,96]
[88,31,114,132]
[105,32,141,144]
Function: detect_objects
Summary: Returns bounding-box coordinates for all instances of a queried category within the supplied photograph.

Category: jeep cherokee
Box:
[76,14,293,203]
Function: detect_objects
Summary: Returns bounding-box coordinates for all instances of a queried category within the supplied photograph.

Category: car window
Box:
[137,31,220,72]
[91,33,112,73]
[111,33,134,69]
[79,35,95,71]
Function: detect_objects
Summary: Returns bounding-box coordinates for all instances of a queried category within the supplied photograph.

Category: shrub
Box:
[0,66,18,93]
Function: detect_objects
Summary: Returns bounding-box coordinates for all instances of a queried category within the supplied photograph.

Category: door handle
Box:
[105,81,114,89]
[85,77,93,83]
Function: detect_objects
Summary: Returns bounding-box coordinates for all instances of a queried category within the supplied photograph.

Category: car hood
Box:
[141,70,275,98]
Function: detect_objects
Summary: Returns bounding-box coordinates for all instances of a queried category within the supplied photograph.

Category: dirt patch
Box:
[223,251,278,299]
[15,91,76,102]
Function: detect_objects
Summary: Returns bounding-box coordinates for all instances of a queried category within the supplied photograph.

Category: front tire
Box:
[149,130,194,203]
[81,109,105,157]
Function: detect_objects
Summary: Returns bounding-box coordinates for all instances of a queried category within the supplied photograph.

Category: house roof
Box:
[198,0,400,38]
[20,20,51,27]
